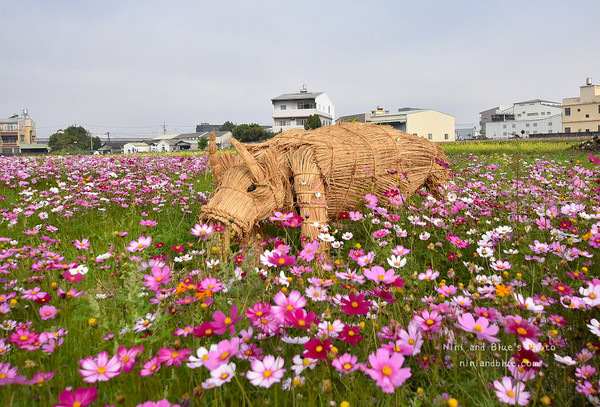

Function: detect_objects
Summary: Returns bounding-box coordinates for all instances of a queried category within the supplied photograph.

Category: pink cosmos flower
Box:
[77,351,122,383]
[211,305,242,335]
[118,345,144,373]
[455,313,500,343]
[299,240,319,262]
[73,238,91,250]
[364,266,398,284]
[25,370,55,385]
[246,355,285,388]
[493,376,530,406]
[136,399,181,407]
[0,362,26,385]
[285,308,316,329]
[269,211,294,222]
[157,347,192,367]
[54,387,98,407]
[190,223,214,240]
[143,265,172,291]
[332,353,360,374]
[413,309,443,333]
[126,236,152,253]
[490,259,512,271]
[139,356,162,377]
[140,220,158,227]
[198,277,224,293]
[271,290,306,323]
[39,305,58,320]
[204,338,240,371]
[365,348,411,393]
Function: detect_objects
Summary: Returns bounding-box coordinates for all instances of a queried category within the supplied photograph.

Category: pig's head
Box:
[202,136,287,239]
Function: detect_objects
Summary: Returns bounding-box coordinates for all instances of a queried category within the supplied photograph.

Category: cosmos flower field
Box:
[0,143,599,406]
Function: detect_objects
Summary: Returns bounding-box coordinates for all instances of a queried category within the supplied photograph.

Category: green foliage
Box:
[197,136,209,150]
[48,125,96,152]
[304,114,322,130]
[232,123,273,143]
[346,117,361,123]
[219,121,236,132]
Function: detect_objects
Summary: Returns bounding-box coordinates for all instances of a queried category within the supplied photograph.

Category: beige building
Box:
[0,109,39,155]
[368,107,455,142]
[562,78,600,133]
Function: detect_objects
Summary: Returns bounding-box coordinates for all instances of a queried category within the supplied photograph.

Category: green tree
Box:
[232,124,272,143]
[198,136,209,150]
[48,125,96,152]
[304,114,322,130]
[219,121,236,132]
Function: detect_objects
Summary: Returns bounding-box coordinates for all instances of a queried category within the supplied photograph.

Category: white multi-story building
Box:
[483,99,562,139]
[271,86,335,133]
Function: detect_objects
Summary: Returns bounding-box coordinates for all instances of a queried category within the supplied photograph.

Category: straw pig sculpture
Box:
[202,122,449,248]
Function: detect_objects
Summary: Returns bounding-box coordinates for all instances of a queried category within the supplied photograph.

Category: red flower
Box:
[285,308,315,329]
[303,337,332,360]
[171,245,185,253]
[340,293,371,316]
[155,242,164,248]
[338,324,362,345]
[192,322,215,338]
[338,212,350,219]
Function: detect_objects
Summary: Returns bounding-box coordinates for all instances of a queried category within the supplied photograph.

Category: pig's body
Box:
[203,122,449,244]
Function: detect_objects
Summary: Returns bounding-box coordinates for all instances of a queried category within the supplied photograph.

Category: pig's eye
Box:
[247,184,256,192]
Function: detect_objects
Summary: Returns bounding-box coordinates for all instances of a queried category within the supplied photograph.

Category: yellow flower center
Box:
[171,352,179,358]
[19,335,28,341]
[517,327,527,335]
[97,366,106,374]
[156,277,162,282]
[409,338,415,345]
[474,324,483,332]
[220,352,229,360]
[426,319,434,326]
[382,366,392,376]
[344,363,352,370]
[264,370,272,378]
[351,301,358,308]
[507,390,515,398]
[221,373,229,380]
[316,346,323,352]
[278,258,286,265]
[122,356,130,362]
[224,318,232,325]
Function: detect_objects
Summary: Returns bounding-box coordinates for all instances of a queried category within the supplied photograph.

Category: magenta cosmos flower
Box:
[54,386,98,407]
[78,351,122,383]
[136,399,180,407]
[143,265,172,291]
[157,347,192,367]
[455,313,500,343]
[365,348,411,393]
[340,293,371,316]
[246,355,285,388]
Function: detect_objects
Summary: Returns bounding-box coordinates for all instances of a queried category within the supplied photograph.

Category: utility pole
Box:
[106,132,112,154]
[163,123,167,135]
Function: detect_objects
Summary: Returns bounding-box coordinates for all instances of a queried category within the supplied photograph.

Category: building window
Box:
[533,123,537,127]
[526,123,530,127]
[512,124,516,128]
[298,102,315,109]
[444,133,449,140]
[503,132,507,136]
[428,133,432,140]
[20,135,24,142]
[586,114,590,118]
[297,118,307,126]
[565,127,571,133]
[565,108,571,116]
[598,105,600,114]
[548,122,552,126]
[517,114,521,117]
[503,125,506,129]
[280,105,286,110]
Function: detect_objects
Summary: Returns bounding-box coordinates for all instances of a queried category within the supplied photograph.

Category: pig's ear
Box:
[208,132,237,182]
[230,138,266,183]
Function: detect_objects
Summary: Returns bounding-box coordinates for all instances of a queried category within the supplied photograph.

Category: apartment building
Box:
[562,78,600,133]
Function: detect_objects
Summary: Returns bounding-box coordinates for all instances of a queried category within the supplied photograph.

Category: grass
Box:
[0,140,598,406]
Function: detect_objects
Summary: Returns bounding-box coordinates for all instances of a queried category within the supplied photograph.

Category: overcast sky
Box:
[2,0,598,140]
